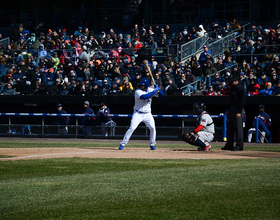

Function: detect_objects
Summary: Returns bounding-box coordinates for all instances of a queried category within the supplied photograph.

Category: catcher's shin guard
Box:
[194,136,208,151]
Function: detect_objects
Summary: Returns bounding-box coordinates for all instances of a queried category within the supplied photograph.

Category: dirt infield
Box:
[0,138,280,160]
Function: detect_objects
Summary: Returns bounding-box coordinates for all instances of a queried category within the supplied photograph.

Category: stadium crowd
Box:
[0,18,280,96]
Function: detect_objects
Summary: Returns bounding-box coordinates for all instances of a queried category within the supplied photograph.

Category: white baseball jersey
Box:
[196,111,215,134]
[133,87,159,113]
[120,86,159,147]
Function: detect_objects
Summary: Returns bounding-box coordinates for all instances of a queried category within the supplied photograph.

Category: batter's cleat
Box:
[119,145,124,150]
[201,145,211,151]
[150,146,157,150]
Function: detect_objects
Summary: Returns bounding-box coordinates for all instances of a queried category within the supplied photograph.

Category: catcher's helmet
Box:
[193,102,206,114]
[138,78,150,89]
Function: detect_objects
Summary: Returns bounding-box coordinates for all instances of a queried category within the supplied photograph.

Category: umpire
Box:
[222,77,246,151]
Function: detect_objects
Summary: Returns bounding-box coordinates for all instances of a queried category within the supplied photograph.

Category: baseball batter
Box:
[119,78,164,150]
[179,102,214,151]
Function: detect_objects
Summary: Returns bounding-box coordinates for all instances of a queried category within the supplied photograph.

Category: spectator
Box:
[59,83,69,95]
[257,72,270,88]
[211,72,224,90]
[38,44,47,59]
[192,83,206,96]
[90,82,102,96]
[224,56,234,70]
[204,61,217,77]
[196,24,207,37]
[214,56,226,75]
[199,45,212,65]
[240,41,252,62]
[230,17,241,34]
[108,81,121,96]
[121,82,133,96]
[131,72,142,90]
[162,54,174,67]
[50,78,62,95]
[119,77,133,91]
[176,73,189,94]
[205,85,216,96]
[273,80,280,95]
[225,39,241,62]
[185,67,196,84]
[79,45,90,63]
[239,72,249,92]
[164,24,173,39]
[101,79,110,96]
[247,78,260,96]
[162,71,174,88]
[259,82,273,96]
[164,78,178,95]
[224,22,233,35]
[270,70,279,88]
[1,83,19,95]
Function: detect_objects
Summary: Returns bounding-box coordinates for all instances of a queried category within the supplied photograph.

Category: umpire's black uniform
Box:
[222,79,246,151]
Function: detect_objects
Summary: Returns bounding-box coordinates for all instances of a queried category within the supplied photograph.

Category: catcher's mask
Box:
[193,102,206,115]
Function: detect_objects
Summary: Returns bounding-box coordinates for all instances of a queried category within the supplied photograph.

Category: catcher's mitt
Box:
[178,133,196,144]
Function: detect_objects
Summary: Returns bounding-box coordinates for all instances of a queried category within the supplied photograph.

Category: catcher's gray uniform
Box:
[180,110,214,151]
[195,111,215,145]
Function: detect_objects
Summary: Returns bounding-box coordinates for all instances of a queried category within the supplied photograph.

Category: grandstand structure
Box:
[0,1,280,142]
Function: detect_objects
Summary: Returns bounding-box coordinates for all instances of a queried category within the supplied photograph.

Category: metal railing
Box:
[0,113,227,141]
[180,64,237,95]
[207,22,251,59]
[180,34,209,63]
[255,118,272,143]
[0,38,10,49]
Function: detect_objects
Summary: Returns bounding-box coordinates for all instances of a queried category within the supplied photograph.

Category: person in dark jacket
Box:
[96,103,116,137]
[80,101,95,137]
[54,103,70,135]
[247,104,271,143]
[1,83,19,95]
[273,80,280,95]
[222,77,246,151]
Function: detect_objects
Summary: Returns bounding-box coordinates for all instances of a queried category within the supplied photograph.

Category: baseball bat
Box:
[143,60,155,83]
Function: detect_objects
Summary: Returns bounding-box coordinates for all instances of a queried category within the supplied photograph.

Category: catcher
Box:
[179,102,214,151]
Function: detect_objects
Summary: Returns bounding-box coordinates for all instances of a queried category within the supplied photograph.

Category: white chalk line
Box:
[0,150,101,160]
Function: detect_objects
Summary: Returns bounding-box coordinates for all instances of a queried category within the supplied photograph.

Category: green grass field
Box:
[0,140,280,220]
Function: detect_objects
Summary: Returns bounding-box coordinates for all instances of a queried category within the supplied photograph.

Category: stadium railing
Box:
[255,117,272,143]
[0,113,227,142]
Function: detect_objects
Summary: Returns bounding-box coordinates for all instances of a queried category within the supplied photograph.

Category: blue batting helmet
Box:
[138,78,150,89]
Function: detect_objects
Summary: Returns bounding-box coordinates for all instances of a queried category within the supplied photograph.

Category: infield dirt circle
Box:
[0,138,280,160]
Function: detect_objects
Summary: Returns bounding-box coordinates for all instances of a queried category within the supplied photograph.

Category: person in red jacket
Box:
[133,38,143,51]
[247,78,260,96]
